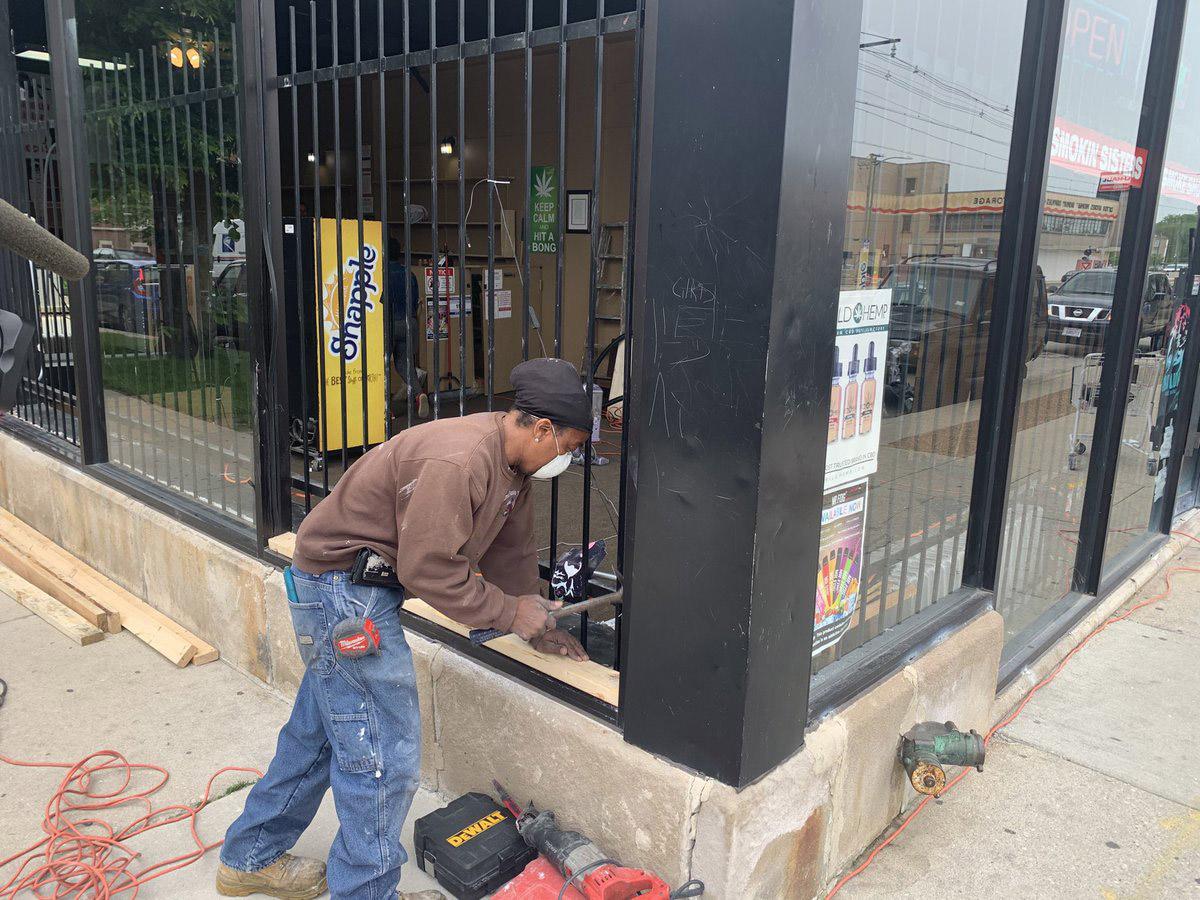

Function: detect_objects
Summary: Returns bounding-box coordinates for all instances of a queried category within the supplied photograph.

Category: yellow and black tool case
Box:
[413,792,536,900]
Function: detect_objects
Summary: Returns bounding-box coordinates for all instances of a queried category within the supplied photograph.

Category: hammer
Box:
[468,589,623,645]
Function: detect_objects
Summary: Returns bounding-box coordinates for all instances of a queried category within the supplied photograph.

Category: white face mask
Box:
[530,430,572,480]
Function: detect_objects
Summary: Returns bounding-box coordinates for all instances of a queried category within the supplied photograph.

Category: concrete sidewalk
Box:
[0,585,445,898]
[836,543,1200,899]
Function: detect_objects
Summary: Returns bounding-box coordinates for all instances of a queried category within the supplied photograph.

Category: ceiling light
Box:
[439,136,456,157]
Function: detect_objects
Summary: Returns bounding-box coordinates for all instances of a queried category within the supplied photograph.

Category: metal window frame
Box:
[961,0,1069,592]
[1071,0,1189,592]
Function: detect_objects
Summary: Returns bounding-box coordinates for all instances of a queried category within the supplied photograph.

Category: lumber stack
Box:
[0,509,218,667]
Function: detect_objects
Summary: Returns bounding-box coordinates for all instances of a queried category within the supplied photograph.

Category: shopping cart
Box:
[1067,351,1164,472]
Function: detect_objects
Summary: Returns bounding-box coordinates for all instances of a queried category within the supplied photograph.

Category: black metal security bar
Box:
[271,12,637,92]
[45,0,109,463]
[270,0,641,677]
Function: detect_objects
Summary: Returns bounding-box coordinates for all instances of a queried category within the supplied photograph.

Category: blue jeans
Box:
[221,569,421,899]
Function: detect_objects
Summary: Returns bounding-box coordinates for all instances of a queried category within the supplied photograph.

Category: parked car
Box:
[1045,267,1173,350]
[93,247,153,261]
[209,260,249,351]
[879,256,1048,414]
[93,257,159,334]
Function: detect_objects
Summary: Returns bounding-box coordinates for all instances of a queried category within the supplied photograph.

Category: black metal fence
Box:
[0,56,80,447]
[269,0,640,667]
[78,24,255,523]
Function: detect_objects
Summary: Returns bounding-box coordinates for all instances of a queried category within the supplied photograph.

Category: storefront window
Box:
[1103,3,1200,568]
[814,0,1028,671]
[996,0,1159,641]
[77,0,254,523]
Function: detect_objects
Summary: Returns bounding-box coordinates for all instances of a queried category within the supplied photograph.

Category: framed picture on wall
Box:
[567,190,592,233]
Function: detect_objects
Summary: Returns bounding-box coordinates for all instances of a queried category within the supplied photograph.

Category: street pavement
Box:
[835,541,1200,899]
[0,585,444,898]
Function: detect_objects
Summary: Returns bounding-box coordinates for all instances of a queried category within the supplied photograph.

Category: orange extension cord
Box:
[0,750,262,899]
[826,529,1200,898]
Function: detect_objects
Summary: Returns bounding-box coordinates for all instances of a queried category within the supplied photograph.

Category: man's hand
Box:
[530,628,588,662]
[509,595,560,641]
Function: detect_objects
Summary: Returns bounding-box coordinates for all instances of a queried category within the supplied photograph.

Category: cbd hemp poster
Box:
[813,480,868,657]
[315,217,387,451]
[825,289,892,490]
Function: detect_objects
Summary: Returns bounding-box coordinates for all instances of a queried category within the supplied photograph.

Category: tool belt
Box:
[350,547,404,589]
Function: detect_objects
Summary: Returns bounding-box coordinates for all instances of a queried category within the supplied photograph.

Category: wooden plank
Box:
[0,536,120,633]
[0,510,201,667]
[268,532,297,558]
[403,598,621,706]
[0,566,105,645]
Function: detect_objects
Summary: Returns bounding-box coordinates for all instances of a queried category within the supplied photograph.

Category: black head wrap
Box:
[510,358,592,433]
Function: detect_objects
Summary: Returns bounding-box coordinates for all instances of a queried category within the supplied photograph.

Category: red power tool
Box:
[492,782,704,900]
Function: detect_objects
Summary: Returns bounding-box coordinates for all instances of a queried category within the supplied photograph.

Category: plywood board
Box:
[268,532,297,558]
[403,598,620,706]
[0,566,105,645]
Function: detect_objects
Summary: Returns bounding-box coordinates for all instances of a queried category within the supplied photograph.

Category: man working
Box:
[217,358,593,900]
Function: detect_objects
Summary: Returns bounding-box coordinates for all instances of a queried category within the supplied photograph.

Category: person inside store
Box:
[387,236,430,419]
[215,357,592,900]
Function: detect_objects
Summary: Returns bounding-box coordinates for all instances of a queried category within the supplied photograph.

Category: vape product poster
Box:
[813,480,867,656]
[825,289,891,491]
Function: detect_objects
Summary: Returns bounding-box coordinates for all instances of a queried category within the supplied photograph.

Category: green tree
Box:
[1153,212,1195,267]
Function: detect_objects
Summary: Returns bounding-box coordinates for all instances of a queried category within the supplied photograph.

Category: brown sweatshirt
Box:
[292,412,538,631]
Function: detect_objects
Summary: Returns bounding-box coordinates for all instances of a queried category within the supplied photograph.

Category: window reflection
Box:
[815,0,1029,671]
[78,5,254,523]
[997,0,1160,641]
[1104,2,1200,566]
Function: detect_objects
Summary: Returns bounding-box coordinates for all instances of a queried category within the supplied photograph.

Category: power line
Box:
[862,47,1015,116]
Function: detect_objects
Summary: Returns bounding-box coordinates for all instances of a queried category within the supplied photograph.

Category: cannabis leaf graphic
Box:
[534,169,554,199]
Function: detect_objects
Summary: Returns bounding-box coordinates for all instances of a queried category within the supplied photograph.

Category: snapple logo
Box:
[326,245,379,362]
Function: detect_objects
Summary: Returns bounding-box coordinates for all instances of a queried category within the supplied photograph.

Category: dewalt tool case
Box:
[413,792,536,900]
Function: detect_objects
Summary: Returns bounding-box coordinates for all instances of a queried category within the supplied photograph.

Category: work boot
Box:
[397,892,445,900]
[215,853,327,899]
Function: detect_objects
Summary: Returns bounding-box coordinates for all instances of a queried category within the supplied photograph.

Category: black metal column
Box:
[620,0,861,786]
[45,0,107,464]
[961,0,1069,590]
[239,0,292,543]
[1073,0,1188,592]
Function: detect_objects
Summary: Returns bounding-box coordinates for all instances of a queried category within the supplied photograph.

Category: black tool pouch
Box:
[350,548,404,589]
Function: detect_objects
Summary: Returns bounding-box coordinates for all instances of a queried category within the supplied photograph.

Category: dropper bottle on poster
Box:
[842,344,859,440]
[828,346,842,444]
[859,340,877,435]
